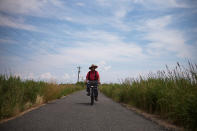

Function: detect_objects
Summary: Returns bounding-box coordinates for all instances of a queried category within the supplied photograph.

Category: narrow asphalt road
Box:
[0,90,166,131]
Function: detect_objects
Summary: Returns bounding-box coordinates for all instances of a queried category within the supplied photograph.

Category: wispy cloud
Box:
[27,30,146,67]
[133,0,189,9]
[0,14,38,31]
[40,72,55,80]
[0,29,146,83]
[0,0,45,15]
[0,0,67,23]
[76,2,85,7]
[97,61,111,72]
[137,15,195,59]
[0,38,16,44]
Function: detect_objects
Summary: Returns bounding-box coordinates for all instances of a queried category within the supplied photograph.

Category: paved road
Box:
[0,90,166,131]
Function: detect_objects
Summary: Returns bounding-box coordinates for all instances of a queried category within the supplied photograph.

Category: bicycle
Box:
[87,81,98,105]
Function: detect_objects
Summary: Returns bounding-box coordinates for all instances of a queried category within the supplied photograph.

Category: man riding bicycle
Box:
[85,64,100,101]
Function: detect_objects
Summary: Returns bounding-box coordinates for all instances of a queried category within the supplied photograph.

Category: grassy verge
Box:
[0,75,84,120]
[100,62,197,130]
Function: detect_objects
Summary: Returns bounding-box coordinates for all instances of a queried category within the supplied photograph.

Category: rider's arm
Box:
[85,72,89,83]
[98,77,100,84]
[97,71,101,84]
[85,78,87,83]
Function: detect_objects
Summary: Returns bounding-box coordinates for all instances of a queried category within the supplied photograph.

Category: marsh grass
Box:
[100,62,197,130]
[0,75,84,120]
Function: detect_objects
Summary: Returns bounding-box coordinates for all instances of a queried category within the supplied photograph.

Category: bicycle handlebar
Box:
[87,80,99,86]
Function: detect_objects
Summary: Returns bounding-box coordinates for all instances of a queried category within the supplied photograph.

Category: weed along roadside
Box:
[100,62,197,130]
[0,75,84,123]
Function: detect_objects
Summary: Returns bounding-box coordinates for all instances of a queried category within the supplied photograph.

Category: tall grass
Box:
[100,62,197,130]
[0,75,84,120]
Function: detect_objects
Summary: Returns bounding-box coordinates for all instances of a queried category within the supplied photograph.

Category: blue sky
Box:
[0,0,197,83]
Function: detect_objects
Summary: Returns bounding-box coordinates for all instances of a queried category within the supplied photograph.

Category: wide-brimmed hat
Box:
[89,64,98,69]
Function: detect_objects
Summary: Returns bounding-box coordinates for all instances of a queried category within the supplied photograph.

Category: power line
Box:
[77,66,81,82]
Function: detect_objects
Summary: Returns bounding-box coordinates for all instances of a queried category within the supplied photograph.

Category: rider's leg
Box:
[86,84,90,96]
[94,87,98,100]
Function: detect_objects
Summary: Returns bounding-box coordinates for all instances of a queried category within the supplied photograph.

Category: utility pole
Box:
[77,66,81,82]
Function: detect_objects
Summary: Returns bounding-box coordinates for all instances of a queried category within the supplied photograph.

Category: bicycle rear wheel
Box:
[90,88,94,105]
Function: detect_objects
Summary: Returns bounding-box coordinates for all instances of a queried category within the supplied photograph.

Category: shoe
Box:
[95,97,98,101]
[87,92,90,96]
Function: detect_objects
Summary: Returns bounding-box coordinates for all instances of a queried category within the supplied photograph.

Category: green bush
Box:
[0,75,84,120]
[100,62,197,130]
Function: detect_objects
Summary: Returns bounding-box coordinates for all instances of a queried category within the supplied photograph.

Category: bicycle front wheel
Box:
[91,95,94,105]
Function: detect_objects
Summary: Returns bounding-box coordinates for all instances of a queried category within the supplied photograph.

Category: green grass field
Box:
[0,76,84,120]
[100,62,197,130]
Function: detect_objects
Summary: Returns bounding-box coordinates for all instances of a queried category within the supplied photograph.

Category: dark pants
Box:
[87,83,98,97]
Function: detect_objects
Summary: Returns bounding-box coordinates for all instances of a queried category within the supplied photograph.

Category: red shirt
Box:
[86,71,100,81]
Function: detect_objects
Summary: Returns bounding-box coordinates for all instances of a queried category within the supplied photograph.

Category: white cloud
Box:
[95,0,133,31]
[27,72,35,79]
[62,16,73,22]
[96,0,112,6]
[50,0,64,8]
[66,30,122,42]
[133,0,189,9]
[97,61,111,72]
[40,72,55,80]
[0,38,16,44]
[145,15,171,29]
[0,0,45,15]
[58,42,144,64]
[59,72,78,83]
[0,0,133,31]
[0,0,72,20]
[62,73,70,80]
[0,0,65,15]
[28,41,144,69]
[17,30,146,77]
[0,0,192,33]
[138,15,195,58]
[0,14,38,31]
[58,73,75,83]
[76,2,85,7]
